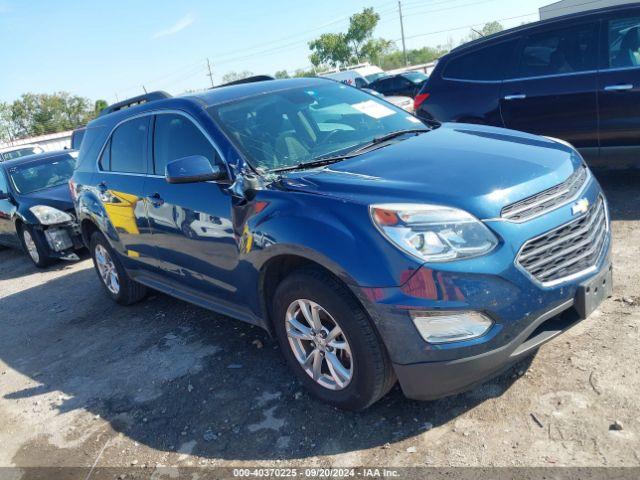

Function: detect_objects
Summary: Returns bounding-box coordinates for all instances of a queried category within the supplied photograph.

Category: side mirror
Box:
[165,155,225,184]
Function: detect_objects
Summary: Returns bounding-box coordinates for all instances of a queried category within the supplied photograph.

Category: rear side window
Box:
[153,114,221,175]
[0,170,8,193]
[515,23,598,78]
[99,139,111,170]
[108,116,150,174]
[444,40,518,81]
[71,129,86,150]
[607,16,640,68]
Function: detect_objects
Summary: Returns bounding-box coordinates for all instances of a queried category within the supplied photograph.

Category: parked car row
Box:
[1,5,621,411]
[0,151,83,266]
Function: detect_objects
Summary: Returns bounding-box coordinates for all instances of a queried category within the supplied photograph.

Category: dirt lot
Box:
[0,169,638,476]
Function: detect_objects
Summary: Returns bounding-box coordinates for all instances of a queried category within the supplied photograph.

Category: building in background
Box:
[540,0,636,19]
[0,130,72,152]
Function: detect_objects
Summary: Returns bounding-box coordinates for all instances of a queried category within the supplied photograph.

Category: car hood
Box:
[279,123,581,220]
[17,183,74,212]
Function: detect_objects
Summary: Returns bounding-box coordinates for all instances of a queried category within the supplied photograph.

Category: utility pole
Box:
[398,0,408,66]
[207,58,215,88]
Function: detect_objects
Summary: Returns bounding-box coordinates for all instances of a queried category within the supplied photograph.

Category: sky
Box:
[0,0,557,104]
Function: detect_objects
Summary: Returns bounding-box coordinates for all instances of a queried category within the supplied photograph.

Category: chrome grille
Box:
[501,166,588,221]
[517,196,607,285]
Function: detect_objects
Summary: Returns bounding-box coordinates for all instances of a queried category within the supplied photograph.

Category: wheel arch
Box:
[257,252,371,336]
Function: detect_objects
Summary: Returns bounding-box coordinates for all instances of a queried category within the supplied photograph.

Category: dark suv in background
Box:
[368,71,429,98]
[415,4,640,167]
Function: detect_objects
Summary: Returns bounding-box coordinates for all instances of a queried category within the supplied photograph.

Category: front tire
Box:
[19,224,53,268]
[90,231,146,305]
[272,268,395,410]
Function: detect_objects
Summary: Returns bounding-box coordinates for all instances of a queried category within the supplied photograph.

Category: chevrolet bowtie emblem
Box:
[572,198,590,215]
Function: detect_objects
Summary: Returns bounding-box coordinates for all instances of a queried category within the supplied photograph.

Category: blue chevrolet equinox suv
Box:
[71,78,612,410]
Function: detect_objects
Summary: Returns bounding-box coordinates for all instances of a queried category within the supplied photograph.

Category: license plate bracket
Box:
[574,264,613,319]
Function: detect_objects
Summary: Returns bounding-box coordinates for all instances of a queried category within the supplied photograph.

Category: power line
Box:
[206,59,215,88]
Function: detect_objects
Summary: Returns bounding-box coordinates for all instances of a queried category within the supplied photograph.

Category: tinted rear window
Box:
[443,40,518,81]
[71,129,86,150]
[109,116,150,174]
[515,22,598,78]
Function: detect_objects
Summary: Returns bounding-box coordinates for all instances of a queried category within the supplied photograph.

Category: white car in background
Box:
[321,68,414,113]
[362,88,414,113]
[0,144,44,162]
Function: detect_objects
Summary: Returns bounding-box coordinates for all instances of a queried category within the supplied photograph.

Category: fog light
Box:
[411,311,493,344]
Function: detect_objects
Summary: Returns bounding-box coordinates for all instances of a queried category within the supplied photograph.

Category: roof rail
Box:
[99,91,172,117]
[216,75,275,88]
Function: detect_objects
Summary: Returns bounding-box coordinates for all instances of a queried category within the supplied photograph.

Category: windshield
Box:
[403,71,429,84]
[208,82,427,171]
[8,155,75,194]
[1,146,43,161]
[364,72,385,82]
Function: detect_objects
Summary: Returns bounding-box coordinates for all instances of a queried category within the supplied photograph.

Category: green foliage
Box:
[274,70,290,79]
[94,99,108,115]
[309,33,352,68]
[0,92,95,142]
[465,21,504,43]
[309,7,387,68]
[379,45,449,70]
[360,38,396,66]
[221,70,255,83]
[345,7,380,60]
[293,68,316,78]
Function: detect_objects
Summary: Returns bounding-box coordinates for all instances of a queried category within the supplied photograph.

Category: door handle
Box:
[146,192,164,207]
[504,94,527,101]
[604,84,633,91]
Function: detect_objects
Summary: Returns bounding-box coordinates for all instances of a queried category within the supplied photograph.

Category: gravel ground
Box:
[0,169,638,476]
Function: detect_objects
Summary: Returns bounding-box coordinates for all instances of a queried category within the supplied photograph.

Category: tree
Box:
[293,68,316,78]
[378,45,448,70]
[221,70,254,83]
[309,33,351,68]
[360,38,396,66]
[94,99,108,115]
[274,70,290,79]
[308,7,386,68]
[466,21,504,42]
[1,92,96,141]
[345,7,380,61]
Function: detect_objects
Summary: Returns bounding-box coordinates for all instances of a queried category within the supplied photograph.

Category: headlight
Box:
[370,203,497,262]
[29,205,73,225]
[411,311,493,343]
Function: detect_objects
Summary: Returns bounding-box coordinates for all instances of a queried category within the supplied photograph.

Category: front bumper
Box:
[41,223,83,259]
[358,175,613,400]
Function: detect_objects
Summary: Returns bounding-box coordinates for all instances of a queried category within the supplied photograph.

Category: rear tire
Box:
[19,224,54,268]
[272,267,395,410]
[90,231,146,305]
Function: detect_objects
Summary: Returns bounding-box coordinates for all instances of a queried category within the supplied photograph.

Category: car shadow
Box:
[592,167,640,221]
[0,264,532,462]
[0,247,89,282]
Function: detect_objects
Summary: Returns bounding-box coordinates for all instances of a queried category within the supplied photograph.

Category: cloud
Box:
[152,13,195,39]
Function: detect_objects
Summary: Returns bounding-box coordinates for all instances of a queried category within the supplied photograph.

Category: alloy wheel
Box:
[23,229,40,264]
[95,244,120,295]
[285,299,353,390]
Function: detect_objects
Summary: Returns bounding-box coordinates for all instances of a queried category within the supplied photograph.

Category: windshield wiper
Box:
[270,156,348,173]
[270,128,430,173]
